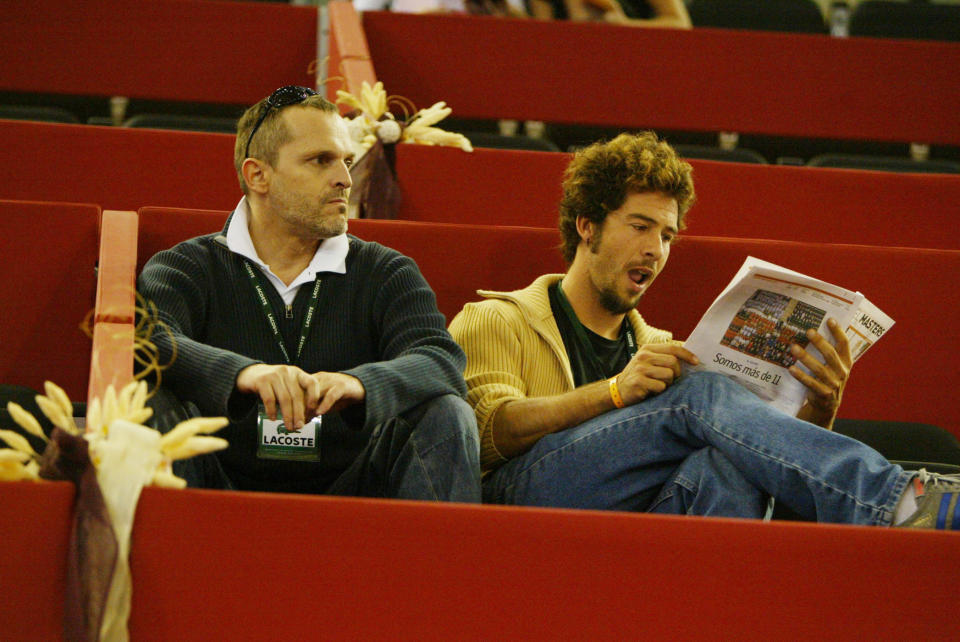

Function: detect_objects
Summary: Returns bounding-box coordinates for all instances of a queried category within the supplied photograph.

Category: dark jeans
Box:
[149,387,481,503]
[326,394,481,502]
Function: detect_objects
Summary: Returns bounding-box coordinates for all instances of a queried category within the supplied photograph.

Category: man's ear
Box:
[576,215,595,245]
[241,158,270,195]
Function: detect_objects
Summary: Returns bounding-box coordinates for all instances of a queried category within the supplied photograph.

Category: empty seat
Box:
[850,0,960,42]
[0,200,100,401]
[123,113,238,133]
[835,419,960,471]
[459,130,561,153]
[673,143,767,164]
[688,0,827,34]
[0,104,79,123]
[808,153,960,174]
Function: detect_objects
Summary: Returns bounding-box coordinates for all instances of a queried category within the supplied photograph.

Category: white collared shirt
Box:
[226,197,348,305]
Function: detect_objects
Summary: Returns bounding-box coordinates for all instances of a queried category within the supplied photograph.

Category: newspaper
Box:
[683,257,894,417]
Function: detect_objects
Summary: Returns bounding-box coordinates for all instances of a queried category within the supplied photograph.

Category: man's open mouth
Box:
[629,269,651,285]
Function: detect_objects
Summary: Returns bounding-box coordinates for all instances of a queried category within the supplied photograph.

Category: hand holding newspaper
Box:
[683,257,894,417]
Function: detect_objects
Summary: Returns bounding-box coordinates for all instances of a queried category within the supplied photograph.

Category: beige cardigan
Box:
[448,274,673,472]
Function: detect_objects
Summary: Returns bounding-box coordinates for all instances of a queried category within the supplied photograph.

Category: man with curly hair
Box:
[449,131,960,527]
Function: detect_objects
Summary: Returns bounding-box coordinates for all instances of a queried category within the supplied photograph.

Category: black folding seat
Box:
[0,104,79,124]
[808,153,960,174]
[850,0,960,42]
[458,130,562,152]
[688,0,827,34]
[123,113,239,134]
[673,143,767,164]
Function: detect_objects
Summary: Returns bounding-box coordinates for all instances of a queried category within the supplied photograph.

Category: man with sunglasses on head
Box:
[138,86,480,501]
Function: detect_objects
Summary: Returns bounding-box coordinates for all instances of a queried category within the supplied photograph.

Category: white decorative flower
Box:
[336,81,388,121]
[403,102,473,152]
[377,118,402,144]
[345,115,369,144]
[334,84,472,153]
[0,379,231,641]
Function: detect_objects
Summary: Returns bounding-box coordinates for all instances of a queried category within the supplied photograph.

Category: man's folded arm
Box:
[450,301,621,469]
[491,384,618,459]
[343,252,467,430]
[138,249,261,420]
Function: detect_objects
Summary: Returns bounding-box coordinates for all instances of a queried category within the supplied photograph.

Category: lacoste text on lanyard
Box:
[555,282,637,380]
[244,261,322,365]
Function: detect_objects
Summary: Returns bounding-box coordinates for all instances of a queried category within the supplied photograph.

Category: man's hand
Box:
[790,318,852,429]
[236,364,320,430]
[616,344,700,406]
[311,371,365,416]
[236,365,365,430]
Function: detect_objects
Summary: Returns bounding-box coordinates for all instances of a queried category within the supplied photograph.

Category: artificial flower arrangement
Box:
[336,80,473,155]
[1,379,227,487]
[0,305,228,641]
[334,81,472,220]
[2,380,228,641]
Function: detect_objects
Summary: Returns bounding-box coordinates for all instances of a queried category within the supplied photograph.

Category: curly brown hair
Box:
[558,131,695,264]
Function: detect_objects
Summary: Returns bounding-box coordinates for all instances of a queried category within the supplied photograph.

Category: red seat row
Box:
[360,8,960,146]
[137,207,960,439]
[5,119,960,250]
[5,197,957,436]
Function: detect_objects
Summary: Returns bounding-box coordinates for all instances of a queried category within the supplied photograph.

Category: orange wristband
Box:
[608,376,625,409]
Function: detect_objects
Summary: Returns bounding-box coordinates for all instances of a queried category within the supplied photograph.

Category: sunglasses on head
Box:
[243,85,319,160]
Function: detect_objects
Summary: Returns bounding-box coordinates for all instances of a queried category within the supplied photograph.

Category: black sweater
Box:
[137,224,466,492]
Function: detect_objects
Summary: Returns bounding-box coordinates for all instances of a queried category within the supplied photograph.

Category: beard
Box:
[589,229,644,314]
[270,183,349,239]
[597,283,642,315]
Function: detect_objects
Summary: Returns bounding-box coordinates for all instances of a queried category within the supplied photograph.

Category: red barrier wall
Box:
[362,11,960,145]
[0,200,100,400]
[0,0,317,103]
[2,481,957,641]
[136,210,960,436]
[0,120,239,212]
[393,144,960,250]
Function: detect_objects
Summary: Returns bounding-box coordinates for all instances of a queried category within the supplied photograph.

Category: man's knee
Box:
[387,394,480,502]
[662,370,750,409]
[676,370,728,393]
[410,394,479,456]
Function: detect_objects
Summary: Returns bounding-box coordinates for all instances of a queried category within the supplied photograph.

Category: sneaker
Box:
[898,469,960,530]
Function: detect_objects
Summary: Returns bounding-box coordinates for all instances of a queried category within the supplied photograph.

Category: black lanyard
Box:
[554,281,637,380]
[244,261,322,365]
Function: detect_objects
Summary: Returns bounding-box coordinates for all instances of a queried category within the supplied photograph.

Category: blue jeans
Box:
[328,394,482,502]
[483,372,911,525]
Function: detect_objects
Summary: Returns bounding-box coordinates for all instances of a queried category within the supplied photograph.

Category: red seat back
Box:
[0,200,100,400]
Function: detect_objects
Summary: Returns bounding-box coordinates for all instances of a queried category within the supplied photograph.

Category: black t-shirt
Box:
[549,282,633,387]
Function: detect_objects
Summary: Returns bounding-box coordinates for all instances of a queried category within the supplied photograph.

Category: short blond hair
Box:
[558,132,696,264]
[233,93,337,193]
